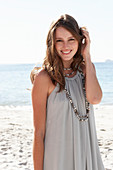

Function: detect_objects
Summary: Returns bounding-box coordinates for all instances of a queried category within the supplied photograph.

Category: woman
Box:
[31,14,105,170]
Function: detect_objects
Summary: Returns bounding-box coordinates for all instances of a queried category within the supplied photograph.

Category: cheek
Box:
[55,44,61,52]
[55,45,60,56]
[73,43,79,50]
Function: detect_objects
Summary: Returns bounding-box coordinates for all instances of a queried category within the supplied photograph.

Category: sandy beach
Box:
[0,105,113,170]
[94,105,113,170]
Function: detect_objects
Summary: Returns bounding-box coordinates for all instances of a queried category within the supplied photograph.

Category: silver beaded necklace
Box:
[64,67,75,77]
[64,67,72,71]
[64,72,90,122]
[64,71,75,77]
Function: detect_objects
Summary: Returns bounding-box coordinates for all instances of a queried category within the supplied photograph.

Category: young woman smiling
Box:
[31,14,105,170]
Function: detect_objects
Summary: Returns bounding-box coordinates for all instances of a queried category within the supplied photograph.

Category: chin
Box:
[62,58,74,63]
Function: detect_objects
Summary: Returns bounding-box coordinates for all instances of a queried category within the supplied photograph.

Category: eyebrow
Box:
[55,36,75,40]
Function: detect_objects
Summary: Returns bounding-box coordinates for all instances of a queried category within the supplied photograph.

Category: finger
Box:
[82,29,89,34]
[82,30,90,37]
[81,26,87,31]
[82,34,90,42]
[82,33,91,43]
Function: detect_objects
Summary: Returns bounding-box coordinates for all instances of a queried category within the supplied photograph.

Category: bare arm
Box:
[81,28,102,104]
[85,55,102,104]
[31,70,49,170]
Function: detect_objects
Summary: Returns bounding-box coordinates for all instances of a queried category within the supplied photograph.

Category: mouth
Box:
[61,50,72,55]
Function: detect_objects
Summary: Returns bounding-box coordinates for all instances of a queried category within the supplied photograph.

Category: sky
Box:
[0,0,113,64]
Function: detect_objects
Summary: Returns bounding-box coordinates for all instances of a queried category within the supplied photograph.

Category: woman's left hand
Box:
[81,27,91,61]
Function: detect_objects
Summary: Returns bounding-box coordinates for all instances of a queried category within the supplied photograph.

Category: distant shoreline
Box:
[0,59,113,65]
[0,61,112,65]
[105,59,113,63]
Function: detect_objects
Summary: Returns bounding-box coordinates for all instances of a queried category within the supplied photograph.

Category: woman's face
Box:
[55,26,79,65]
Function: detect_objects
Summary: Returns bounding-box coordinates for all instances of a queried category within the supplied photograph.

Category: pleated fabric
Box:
[43,71,105,170]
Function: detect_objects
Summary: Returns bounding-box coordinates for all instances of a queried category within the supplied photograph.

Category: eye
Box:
[56,39,62,42]
[69,38,75,41]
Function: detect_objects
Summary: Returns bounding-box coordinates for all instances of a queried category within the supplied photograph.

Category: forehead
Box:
[55,26,73,38]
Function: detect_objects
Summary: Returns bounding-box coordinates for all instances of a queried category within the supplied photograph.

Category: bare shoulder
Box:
[33,69,50,86]
[32,69,54,97]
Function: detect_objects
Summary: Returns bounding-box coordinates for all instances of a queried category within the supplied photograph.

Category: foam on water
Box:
[0,105,32,111]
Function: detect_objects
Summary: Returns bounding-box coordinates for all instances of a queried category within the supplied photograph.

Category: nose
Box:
[62,41,69,49]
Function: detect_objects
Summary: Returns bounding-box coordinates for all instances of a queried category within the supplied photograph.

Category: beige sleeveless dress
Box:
[43,71,105,170]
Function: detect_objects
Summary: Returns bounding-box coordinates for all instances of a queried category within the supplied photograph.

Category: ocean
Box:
[0,62,113,107]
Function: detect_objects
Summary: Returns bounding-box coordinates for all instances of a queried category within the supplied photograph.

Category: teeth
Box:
[62,51,71,54]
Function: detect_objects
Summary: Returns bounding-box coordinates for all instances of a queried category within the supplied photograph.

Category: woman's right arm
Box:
[31,70,49,170]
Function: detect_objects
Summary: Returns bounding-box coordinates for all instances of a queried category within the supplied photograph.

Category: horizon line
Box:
[0,60,113,65]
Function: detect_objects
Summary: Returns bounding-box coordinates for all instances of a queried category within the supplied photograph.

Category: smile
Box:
[61,50,72,54]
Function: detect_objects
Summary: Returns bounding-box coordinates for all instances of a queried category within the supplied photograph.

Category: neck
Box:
[62,58,73,68]
[63,62,71,68]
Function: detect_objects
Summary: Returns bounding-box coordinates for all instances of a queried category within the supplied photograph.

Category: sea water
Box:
[0,62,113,107]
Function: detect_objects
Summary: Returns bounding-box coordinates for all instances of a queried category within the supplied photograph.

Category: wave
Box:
[0,105,32,111]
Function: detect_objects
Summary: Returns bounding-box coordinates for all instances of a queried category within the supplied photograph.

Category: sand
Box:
[94,105,113,170]
[0,105,113,170]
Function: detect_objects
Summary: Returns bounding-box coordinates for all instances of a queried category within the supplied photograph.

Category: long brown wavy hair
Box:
[31,14,85,91]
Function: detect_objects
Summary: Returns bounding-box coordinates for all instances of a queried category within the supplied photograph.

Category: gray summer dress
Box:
[43,70,105,170]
